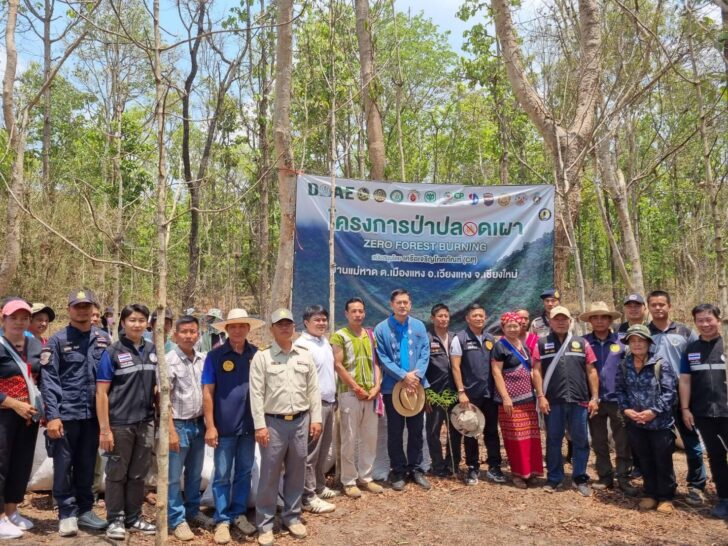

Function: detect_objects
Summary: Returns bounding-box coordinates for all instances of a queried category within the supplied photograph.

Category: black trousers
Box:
[105,421,154,524]
[49,418,100,519]
[451,397,501,471]
[627,424,676,501]
[695,417,728,499]
[0,409,39,511]
[383,394,425,476]
[425,404,457,473]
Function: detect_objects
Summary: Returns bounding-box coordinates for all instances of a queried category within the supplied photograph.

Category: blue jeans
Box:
[168,418,206,530]
[213,433,255,523]
[674,406,707,490]
[545,402,589,485]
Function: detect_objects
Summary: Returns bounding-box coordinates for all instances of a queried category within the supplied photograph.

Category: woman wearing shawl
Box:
[491,311,544,488]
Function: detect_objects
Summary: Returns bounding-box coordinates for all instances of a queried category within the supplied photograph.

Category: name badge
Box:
[544,342,555,351]
[465,341,479,350]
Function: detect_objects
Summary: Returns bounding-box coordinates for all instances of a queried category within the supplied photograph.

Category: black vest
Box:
[426,331,454,393]
[538,333,590,404]
[106,337,157,426]
[685,336,728,419]
[456,329,495,400]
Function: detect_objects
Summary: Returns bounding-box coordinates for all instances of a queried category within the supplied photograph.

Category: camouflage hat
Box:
[623,324,653,344]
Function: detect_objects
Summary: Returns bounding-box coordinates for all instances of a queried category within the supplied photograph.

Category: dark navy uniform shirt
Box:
[40,325,111,421]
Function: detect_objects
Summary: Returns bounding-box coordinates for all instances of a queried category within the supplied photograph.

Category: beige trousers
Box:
[339,391,379,486]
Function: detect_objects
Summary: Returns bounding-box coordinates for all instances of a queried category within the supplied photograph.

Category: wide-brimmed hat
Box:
[212,308,264,331]
[623,324,653,344]
[450,403,485,438]
[31,303,56,322]
[579,301,621,322]
[391,381,426,417]
[206,308,223,321]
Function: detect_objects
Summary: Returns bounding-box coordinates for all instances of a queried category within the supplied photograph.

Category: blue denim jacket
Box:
[615,353,676,430]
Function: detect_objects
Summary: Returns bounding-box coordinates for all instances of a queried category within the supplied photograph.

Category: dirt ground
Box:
[12,446,728,546]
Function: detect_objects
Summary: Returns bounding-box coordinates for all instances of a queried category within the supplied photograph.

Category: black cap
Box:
[151,307,174,322]
[68,289,97,306]
[540,289,560,300]
[623,293,645,305]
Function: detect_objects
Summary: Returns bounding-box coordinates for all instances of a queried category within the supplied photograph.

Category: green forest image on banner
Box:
[292,174,555,330]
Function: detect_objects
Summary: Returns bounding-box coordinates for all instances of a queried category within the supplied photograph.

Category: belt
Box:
[265,410,308,421]
[322,400,337,406]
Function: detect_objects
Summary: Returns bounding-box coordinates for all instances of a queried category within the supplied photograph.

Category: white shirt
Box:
[294,332,337,403]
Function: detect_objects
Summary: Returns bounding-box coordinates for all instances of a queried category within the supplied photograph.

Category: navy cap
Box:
[623,293,645,305]
[540,289,561,300]
[68,289,97,306]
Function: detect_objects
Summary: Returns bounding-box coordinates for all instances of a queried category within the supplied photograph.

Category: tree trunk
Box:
[0,0,24,295]
[181,0,207,310]
[256,0,271,320]
[152,1,170,543]
[354,0,385,180]
[270,0,296,311]
[42,0,52,197]
[491,0,601,290]
[595,134,645,295]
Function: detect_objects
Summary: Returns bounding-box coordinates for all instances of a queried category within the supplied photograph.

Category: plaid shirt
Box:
[166,346,206,420]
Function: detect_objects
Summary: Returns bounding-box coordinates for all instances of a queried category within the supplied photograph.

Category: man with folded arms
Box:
[250,308,322,546]
[331,298,383,498]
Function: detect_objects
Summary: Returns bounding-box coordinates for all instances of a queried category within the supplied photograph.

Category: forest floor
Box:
[14,442,728,546]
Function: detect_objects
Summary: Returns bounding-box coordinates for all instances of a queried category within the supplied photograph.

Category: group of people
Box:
[0,285,726,545]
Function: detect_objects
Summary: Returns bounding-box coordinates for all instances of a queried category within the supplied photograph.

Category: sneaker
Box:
[0,517,23,540]
[465,468,479,486]
[344,485,362,498]
[639,497,658,511]
[389,473,406,491]
[410,471,432,490]
[191,511,215,528]
[591,479,613,491]
[78,510,108,530]
[710,499,728,520]
[234,515,257,535]
[685,487,705,507]
[486,467,507,483]
[257,530,274,546]
[543,481,562,493]
[128,518,156,534]
[318,486,340,499]
[173,521,195,541]
[302,497,335,514]
[357,481,384,494]
[7,512,32,531]
[59,516,78,537]
[512,476,528,489]
[572,481,592,497]
[656,500,675,514]
[105,519,126,540]
[214,522,231,545]
[617,478,640,497]
[285,522,307,539]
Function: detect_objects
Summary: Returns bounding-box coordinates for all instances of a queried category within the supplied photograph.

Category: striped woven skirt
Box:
[499,402,544,479]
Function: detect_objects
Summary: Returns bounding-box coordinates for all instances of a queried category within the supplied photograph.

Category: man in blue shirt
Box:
[374,289,430,492]
[647,290,706,506]
[201,309,263,545]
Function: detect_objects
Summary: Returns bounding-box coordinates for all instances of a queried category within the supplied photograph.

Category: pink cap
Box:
[2,299,32,317]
